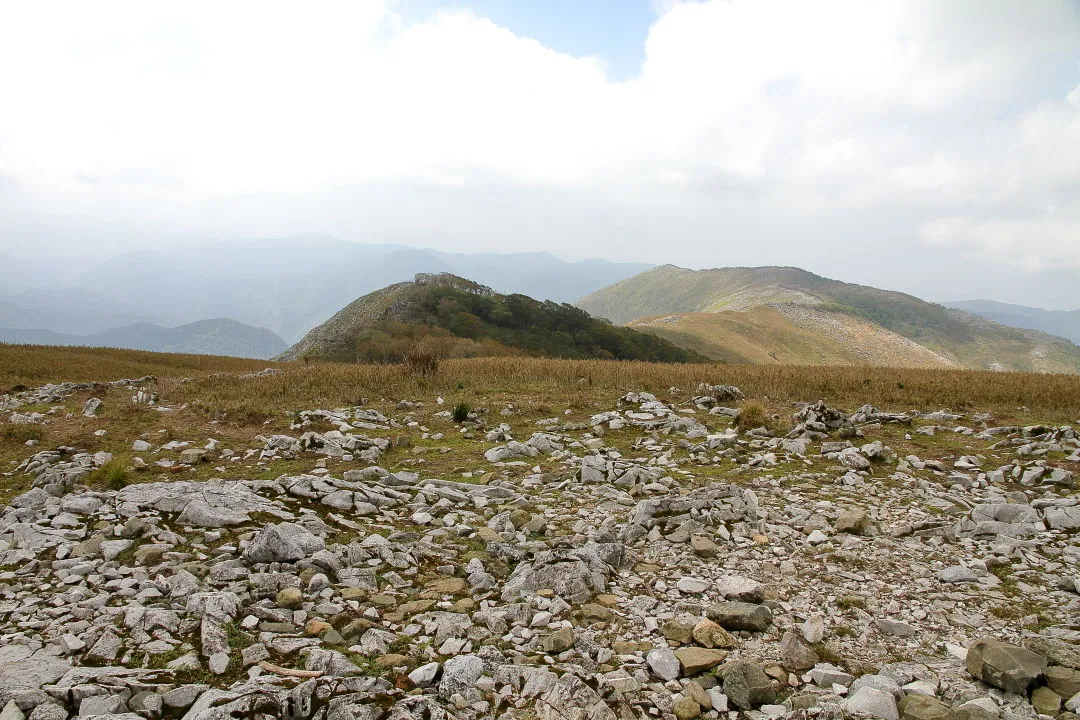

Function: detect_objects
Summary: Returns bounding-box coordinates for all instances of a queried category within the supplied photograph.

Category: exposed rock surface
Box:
[0,380,1078,720]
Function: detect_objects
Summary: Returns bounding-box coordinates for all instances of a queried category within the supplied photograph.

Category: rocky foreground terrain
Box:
[1,375,1079,720]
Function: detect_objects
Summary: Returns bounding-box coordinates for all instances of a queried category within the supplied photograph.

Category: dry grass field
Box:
[4,345,1080,423]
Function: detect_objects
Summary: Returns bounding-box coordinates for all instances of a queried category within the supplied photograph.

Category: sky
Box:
[1,0,1079,308]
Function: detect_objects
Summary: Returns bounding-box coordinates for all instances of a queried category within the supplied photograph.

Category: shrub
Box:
[736,400,767,429]
[403,346,439,376]
[452,402,471,423]
[89,460,129,490]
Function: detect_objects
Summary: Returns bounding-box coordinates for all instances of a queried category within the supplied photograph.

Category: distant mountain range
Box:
[0,287,178,334]
[5,237,1079,368]
[279,273,705,364]
[577,265,1080,373]
[944,300,1080,345]
[0,319,287,359]
[17,236,651,343]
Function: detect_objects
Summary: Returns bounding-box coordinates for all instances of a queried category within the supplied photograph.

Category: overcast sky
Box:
[1,0,1078,307]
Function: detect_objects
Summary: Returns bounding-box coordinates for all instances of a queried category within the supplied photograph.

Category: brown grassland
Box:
[2,343,1077,508]
[3,344,1079,423]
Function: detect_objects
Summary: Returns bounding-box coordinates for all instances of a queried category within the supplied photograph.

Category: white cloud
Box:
[920,217,1080,269]
[0,0,1078,282]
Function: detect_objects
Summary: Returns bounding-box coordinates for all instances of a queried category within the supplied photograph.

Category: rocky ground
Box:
[1,376,1079,720]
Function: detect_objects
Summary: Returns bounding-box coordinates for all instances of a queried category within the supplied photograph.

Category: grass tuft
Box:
[88,460,130,490]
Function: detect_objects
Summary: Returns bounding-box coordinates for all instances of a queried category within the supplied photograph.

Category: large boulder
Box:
[779,631,819,672]
[720,661,776,709]
[898,693,951,720]
[674,648,728,676]
[966,638,1047,694]
[706,602,772,632]
[438,654,483,699]
[845,686,899,720]
[501,542,625,603]
[243,522,325,564]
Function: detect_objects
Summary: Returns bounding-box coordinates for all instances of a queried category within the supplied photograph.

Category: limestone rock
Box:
[966,638,1047,694]
[674,648,728,676]
[721,661,776,710]
[706,601,772,632]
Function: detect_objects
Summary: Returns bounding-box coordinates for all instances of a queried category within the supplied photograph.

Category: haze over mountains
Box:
[943,301,1080,346]
[4,239,1079,371]
[2,237,650,345]
[0,319,286,360]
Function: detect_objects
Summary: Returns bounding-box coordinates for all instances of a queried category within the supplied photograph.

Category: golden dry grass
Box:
[168,357,1080,424]
[4,345,1080,424]
[0,343,279,389]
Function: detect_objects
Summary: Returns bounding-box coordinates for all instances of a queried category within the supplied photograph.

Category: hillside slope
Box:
[579,266,1080,372]
[0,318,287,359]
[279,273,707,364]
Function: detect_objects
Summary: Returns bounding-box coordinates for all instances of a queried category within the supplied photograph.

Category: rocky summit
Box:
[1,374,1079,720]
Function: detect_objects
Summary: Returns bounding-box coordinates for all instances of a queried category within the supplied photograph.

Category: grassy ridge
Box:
[0,343,279,389]
[576,265,1080,373]
[282,274,708,364]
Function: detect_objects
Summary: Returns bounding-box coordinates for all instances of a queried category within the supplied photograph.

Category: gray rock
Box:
[721,661,776,710]
[878,618,917,637]
[810,663,854,687]
[716,575,764,603]
[845,686,899,720]
[408,662,440,689]
[79,694,126,716]
[536,673,618,720]
[500,543,622,603]
[966,637,1047,694]
[706,601,773,632]
[938,566,978,583]
[647,646,680,681]
[179,448,206,465]
[779,631,819,672]
[161,684,207,710]
[1046,506,1080,530]
[1025,637,1080,670]
[243,522,324,563]
[27,704,66,720]
[82,398,102,417]
[208,652,229,675]
[439,654,483,699]
[836,508,869,534]
[85,631,123,663]
[851,675,902,699]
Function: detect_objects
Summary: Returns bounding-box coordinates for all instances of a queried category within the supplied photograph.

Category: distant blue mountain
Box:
[944,300,1080,345]
[0,318,287,359]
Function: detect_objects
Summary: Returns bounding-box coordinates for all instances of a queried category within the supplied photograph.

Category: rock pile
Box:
[0,381,1077,720]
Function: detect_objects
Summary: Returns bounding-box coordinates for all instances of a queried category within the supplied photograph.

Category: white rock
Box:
[802,614,825,644]
[845,687,899,720]
[647,646,680,681]
[409,661,440,688]
[676,577,709,594]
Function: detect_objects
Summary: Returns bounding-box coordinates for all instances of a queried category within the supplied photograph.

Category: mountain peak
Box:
[278,275,706,364]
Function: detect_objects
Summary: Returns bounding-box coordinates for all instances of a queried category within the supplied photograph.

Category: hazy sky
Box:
[1,1,1078,307]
